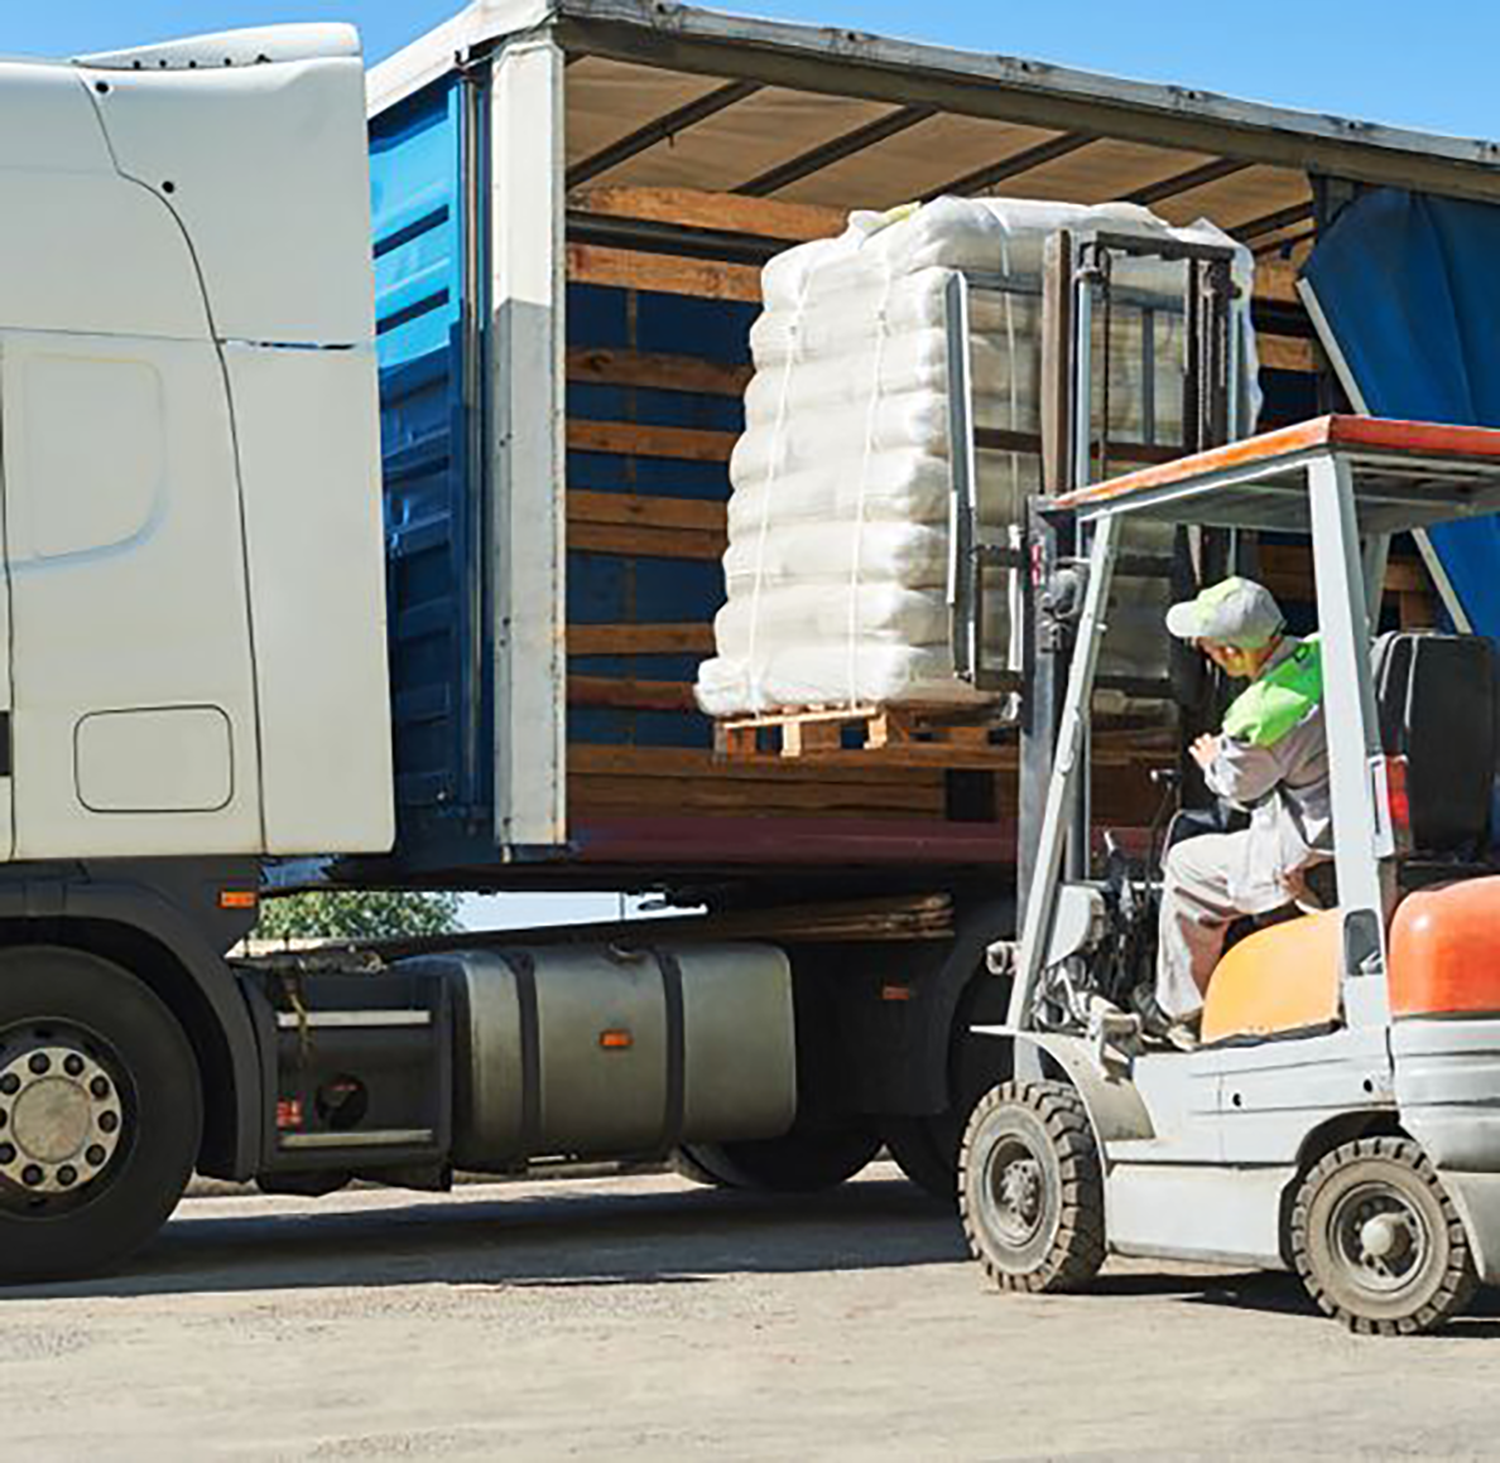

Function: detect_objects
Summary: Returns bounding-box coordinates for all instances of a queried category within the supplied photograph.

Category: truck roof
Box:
[371,0,1500,262]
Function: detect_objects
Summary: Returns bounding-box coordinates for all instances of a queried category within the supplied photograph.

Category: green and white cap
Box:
[1165,576,1284,648]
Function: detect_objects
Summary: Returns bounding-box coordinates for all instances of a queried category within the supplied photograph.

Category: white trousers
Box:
[1155,831,1276,1021]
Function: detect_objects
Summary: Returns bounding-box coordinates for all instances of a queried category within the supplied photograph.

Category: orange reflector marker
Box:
[599,1030,633,1050]
[881,984,913,1002]
[219,889,258,911]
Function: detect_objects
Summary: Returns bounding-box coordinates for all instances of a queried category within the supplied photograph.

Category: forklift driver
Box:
[1133,576,1333,1048]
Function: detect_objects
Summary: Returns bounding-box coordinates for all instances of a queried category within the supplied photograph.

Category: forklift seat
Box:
[1282,633,1497,913]
[1372,632,1498,860]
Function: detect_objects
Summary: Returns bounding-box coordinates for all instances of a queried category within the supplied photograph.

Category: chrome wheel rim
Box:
[985,1135,1045,1247]
[1329,1180,1430,1296]
[0,1027,128,1210]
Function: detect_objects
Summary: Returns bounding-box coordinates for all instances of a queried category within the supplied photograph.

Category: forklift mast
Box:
[1000,228,1250,915]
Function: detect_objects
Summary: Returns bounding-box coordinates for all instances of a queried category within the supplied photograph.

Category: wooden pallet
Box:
[715,702,1008,766]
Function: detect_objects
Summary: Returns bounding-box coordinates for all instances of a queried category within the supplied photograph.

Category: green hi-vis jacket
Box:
[1202,634,1333,910]
[1222,634,1323,748]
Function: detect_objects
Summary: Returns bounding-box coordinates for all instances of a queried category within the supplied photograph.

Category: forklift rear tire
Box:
[677,1127,880,1193]
[1291,1136,1479,1335]
[960,1080,1105,1293]
[0,946,202,1285]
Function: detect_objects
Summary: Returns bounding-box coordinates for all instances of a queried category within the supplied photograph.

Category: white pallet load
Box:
[695,196,1261,721]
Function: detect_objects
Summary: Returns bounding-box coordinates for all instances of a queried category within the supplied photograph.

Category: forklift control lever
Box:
[985,940,1018,978]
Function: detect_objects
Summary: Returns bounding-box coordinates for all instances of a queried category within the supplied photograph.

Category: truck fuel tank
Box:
[402,941,796,1171]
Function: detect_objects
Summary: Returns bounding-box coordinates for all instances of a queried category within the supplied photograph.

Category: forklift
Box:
[959,414,1500,1334]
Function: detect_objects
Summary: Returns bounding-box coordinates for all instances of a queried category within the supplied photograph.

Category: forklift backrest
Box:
[1371,632,1498,855]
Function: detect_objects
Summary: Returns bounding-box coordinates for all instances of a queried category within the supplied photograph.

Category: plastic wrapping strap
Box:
[844,253,897,707]
[744,266,815,712]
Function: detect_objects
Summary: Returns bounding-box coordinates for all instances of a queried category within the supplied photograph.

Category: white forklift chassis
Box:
[961,418,1500,1333]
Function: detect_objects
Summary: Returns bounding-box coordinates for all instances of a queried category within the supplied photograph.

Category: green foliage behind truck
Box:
[256,890,464,942]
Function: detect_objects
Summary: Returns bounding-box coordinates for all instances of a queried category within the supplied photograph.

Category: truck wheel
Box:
[678,1127,880,1194]
[883,1115,959,1203]
[960,1080,1105,1293]
[673,1145,733,1188]
[0,947,202,1284]
[1292,1137,1478,1335]
[886,986,1014,1206]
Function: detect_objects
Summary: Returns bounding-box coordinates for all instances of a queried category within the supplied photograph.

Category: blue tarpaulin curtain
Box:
[1301,188,1500,635]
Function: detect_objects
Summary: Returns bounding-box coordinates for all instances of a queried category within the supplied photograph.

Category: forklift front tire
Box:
[960,1080,1105,1293]
[1292,1136,1479,1336]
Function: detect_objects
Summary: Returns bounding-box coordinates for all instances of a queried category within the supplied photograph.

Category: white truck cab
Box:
[0,30,404,1279]
[0,28,391,862]
[0,25,800,1287]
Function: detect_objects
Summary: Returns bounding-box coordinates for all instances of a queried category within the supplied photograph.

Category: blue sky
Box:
[13,1,1500,144]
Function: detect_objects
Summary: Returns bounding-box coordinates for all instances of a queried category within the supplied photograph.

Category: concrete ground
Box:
[4,1163,1499,1461]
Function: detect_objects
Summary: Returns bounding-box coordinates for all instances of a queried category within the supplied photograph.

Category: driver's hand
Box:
[1190,733,1220,770]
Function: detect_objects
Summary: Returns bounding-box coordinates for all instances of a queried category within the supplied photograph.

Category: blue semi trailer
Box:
[0,0,1495,1282]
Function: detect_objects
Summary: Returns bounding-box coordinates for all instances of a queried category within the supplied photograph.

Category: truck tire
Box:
[883,1115,959,1203]
[884,970,1014,1206]
[887,1025,1019,1205]
[1291,1136,1478,1335]
[678,1126,880,1194]
[0,946,202,1284]
[673,1145,733,1189]
[959,1080,1105,1293]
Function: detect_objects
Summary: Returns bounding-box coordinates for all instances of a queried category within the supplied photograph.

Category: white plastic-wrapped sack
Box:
[695,196,1260,718]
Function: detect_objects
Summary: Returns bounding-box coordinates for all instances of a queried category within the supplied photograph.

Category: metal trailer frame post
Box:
[458,59,491,819]
[488,34,568,851]
[1006,513,1122,1029]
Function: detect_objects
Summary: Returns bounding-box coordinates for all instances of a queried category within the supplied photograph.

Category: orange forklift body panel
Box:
[1390,876,1500,1018]
[1201,909,1343,1044]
